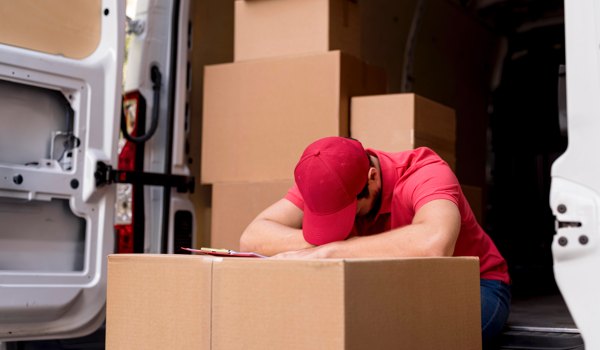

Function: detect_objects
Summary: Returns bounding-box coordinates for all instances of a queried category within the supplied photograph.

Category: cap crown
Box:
[295,137,369,215]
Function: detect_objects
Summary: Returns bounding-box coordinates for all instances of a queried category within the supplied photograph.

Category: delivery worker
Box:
[240,136,510,346]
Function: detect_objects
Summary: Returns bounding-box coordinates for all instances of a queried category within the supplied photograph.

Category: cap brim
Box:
[302,199,357,246]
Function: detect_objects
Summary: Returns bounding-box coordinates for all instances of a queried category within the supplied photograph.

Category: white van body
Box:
[0,0,124,341]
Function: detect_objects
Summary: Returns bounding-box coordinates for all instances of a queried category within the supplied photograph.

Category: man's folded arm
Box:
[239,198,313,256]
[275,199,461,259]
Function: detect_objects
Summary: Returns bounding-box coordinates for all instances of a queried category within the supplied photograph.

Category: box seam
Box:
[210,260,214,350]
[342,261,347,349]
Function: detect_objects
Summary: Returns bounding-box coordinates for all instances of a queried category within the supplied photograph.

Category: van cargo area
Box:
[473,1,581,348]
[1,0,594,349]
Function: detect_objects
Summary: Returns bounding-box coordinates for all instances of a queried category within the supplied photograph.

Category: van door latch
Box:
[94,161,195,193]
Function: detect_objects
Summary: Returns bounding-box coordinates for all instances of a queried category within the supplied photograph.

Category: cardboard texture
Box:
[211,180,294,250]
[212,257,481,350]
[0,1,101,59]
[234,0,361,61]
[350,93,456,169]
[106,255,481,350]
[202,51,386,184]
[106,254,212,350]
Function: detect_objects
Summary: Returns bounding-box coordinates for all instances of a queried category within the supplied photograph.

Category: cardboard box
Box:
[106,254,213,350]
[202,51,386,184]
[235,0,361,61]
[211,180,294,250]
[212,257,481,349]
[350,93,456,169]
[106,254,481,350]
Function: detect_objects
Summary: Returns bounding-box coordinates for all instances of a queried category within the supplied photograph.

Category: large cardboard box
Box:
[211,180,294,250]
[235,0,361,61]
[106,254,482,350]
[350,93,456,169]
[212,257,481,349]
[202,51,386,184]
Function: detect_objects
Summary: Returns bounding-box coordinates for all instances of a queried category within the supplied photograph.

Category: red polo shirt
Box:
[285,147,510,284]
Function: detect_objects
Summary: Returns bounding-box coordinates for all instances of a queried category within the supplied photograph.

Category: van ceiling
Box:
[465,0,564,33]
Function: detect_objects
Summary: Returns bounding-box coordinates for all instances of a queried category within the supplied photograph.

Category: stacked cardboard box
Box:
[211,180,294,251]
[106,254,482,349]
[235,0,361,61]
[202,0,386,249]
[351,93,457,169]
[202,52,385,183]
[350,94,488,223]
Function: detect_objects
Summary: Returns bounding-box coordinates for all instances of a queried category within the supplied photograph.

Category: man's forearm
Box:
[310,220,457,260]
[317,200,460,259]
[240,219,313,256]
[269,199,460,260]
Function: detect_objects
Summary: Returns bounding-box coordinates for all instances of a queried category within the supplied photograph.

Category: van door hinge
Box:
[94,161,195,193]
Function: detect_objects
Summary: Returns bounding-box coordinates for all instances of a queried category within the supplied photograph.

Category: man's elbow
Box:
[423,231,457,257]
[432,236,457,257]
[431,245,455,257]
[239,226,255,252]
[418,247,452,258]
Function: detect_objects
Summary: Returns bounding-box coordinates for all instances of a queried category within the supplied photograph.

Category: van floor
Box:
[508,292,576,329]
[498,293,584,350]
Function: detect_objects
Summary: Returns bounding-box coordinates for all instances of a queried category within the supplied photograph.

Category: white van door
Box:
[0,0,124,340]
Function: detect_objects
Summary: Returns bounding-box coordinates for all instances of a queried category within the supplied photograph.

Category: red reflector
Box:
[115,224,134,253]
[119,91,141,172]
[118,141,137,172]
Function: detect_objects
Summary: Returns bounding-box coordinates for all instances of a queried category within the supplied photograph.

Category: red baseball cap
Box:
[294,137,370,245]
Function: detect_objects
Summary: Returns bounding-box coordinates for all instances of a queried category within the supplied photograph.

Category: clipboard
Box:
[181,247,267,258]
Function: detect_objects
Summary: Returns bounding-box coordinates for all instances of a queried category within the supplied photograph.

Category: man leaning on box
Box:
[240,136,511,347]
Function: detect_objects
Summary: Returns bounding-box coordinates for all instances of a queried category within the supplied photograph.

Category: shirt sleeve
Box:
[403,158,461,213]
[284,183,304,210]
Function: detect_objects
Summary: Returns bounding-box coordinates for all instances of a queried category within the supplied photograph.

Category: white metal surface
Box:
[0,0,124,340]
[551,0,600,348]
[125,0,195,253]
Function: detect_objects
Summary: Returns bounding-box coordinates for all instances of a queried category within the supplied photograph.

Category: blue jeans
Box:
[481,279,511,347]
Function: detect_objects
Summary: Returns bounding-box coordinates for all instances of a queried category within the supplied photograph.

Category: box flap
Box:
[106,254,213,350]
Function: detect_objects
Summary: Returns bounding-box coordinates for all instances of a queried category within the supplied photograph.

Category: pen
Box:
[201,247,232,254]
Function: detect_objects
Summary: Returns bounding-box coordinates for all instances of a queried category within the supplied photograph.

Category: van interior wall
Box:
[488,24,567,296]
[361,0,499,190]
[362,0,567,297]
[472,0,566,297]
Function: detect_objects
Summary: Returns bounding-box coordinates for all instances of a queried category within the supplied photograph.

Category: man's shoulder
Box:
[369,147,443,168]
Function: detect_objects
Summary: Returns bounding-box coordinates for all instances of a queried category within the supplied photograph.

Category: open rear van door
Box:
[0,0,124,340]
